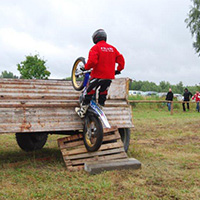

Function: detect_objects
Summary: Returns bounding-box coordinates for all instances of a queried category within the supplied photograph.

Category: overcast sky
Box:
[0,0,199,85]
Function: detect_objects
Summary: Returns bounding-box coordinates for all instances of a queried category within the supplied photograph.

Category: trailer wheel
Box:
[118,128,130,152]
[16,133,48,152]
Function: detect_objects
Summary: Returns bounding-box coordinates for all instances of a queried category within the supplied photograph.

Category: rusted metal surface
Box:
[0,78,133,133]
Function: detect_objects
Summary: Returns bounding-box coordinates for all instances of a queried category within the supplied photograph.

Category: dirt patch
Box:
[174,135,200,145]
[132,135,200,146]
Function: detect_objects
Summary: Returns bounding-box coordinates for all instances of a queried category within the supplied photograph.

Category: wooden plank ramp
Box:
[0,78,134,134]
[57,127,141,174]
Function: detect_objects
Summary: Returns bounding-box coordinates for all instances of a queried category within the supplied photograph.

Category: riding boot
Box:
[75,104,89,118]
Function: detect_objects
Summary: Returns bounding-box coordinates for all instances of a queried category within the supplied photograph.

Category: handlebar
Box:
[75,69,92,76]
[76,69,121,76]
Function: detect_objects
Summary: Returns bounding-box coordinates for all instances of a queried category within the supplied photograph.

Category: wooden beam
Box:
[0,78,134,133]
[84,158,141,174]
[128,100,196,104]
[171,101,173,115]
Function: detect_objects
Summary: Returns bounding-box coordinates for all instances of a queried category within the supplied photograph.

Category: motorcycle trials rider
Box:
[75,29,125,118]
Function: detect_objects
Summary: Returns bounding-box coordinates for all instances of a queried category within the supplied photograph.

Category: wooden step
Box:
[57,127,141,173]
[85,158,141,174]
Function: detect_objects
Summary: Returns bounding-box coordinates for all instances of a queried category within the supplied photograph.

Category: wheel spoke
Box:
[83,115,103,152]
[85,120,98,147]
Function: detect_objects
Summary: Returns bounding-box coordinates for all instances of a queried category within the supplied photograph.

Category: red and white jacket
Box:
[84,41,125,79]
[192,92,200,102]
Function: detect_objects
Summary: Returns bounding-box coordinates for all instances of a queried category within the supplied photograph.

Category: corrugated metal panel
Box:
[0,78,133,133]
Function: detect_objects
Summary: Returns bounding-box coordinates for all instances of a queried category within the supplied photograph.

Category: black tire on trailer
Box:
[71,57,86,91]
[83,114,103,152]
[118,128,130,152]
[16,133,48,152]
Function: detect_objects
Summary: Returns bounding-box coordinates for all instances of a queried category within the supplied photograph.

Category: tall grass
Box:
[128,94,162,101]
[0,108,199,199]
[128,95,196,110]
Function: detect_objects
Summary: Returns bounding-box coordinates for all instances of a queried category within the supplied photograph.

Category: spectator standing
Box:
[182,88,192,111]
[165,88,174,111]
[192,91,200,112]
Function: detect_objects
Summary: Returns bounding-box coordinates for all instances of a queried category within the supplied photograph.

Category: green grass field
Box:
[0,108,199,200]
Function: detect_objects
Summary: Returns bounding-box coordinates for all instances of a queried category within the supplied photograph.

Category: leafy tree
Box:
[140,83,149,92]
[146,81,158,91]
[196,83,200,91]
[159,81,171,92]
[66,77,71,81]
[174,81,184,94]
[0,70,18,79]
[129,80,143,90]
[17,54,51,79]
[185,0,200,56]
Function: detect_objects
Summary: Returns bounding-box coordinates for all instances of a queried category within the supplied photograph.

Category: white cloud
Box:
[0,0,199,85]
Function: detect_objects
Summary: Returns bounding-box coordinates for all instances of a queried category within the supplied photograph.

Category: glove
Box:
[115,70,121,75]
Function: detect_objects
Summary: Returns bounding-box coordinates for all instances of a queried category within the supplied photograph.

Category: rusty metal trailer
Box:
[0,78,133,152]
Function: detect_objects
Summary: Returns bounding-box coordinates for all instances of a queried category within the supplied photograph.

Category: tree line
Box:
[129,80,200,95]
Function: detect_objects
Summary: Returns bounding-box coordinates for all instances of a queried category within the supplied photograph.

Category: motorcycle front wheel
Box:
[71,57,86,91]
[83,114,103,152]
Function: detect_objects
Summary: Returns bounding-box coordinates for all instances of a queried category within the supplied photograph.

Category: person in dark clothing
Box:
[165,88,173,111]
[182,88,192,111]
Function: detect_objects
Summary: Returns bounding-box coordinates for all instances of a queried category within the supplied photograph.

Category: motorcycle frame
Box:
[81,71,111,129]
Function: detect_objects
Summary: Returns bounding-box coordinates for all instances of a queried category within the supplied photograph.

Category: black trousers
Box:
[83,79,112,106]
[182,102,189,111]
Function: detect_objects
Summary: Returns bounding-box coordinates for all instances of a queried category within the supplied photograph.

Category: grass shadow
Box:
[0,147,63,168]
